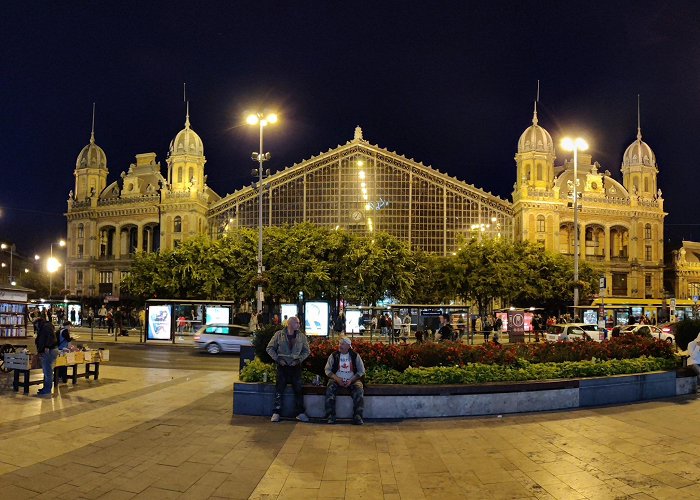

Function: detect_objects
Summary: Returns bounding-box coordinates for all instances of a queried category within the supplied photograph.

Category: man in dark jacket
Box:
[35,313,58,396]
[324,337,366,425]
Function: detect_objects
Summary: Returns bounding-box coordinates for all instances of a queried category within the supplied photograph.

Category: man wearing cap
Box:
[324,336,366,425]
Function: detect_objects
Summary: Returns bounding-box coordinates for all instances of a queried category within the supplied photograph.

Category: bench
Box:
[3,350,108,395]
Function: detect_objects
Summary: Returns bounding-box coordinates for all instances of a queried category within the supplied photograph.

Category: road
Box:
[77,341,242,371]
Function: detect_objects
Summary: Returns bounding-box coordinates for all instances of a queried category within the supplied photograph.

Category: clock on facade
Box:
[351,210,363,221]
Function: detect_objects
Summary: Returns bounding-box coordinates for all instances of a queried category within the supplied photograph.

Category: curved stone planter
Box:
[233,368,698,419]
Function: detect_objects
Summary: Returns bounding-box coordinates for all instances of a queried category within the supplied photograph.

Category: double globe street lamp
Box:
[561,137,589,308]
[246,112,278,316]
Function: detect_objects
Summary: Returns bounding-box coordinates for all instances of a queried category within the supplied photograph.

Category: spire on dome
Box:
[636,94,641,141]
[532,80,540,125]
[90,102,96,143]
[185,100,190,129]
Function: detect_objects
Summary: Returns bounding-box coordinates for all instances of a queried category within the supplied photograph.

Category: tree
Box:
[344,232,416,305]
[406,251,456,304]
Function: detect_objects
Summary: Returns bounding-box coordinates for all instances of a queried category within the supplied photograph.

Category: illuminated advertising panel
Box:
[304,301,329,335]
[205,305,230,325]
[147,305,172,340]
[346,310,362,333]
[281,304,298,323]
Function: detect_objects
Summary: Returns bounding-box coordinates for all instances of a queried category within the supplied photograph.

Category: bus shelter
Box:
[145,299,246,344]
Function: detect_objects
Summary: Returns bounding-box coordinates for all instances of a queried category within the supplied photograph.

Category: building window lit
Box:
[174,216,182,233]
[645,224,651,240]
[99,271,113,284]
[77,224,84,238]
[645,245,652,261]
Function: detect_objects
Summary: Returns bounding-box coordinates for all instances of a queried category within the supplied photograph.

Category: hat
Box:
[340,337,352,348]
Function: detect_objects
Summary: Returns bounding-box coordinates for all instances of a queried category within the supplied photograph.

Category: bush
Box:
[239,356,677,384]
[252,324,281,364]
[673,320,700,350]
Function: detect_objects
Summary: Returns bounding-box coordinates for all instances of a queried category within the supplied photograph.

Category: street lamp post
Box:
[47,239,66,298]
[246,112,278,317]
[0,243,15,285]
[561,137,589,308]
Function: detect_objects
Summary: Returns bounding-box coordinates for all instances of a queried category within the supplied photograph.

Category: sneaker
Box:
[270,413,280,422]
[35,391,51,397]
[327,416,336,424]
[296,413,310,423]
[353,415,364,425]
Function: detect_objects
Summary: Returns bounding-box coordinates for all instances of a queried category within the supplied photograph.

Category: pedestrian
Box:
[114,307,124,335]
[484,316,493,342]
[106,309,114,334]
[98,305,107,328]
[87,307,95,328]
[437,314,454,341]
[34,313,58,396]
[324,337,366,425]
[687,332,700,383]
[57,321,73,350]
[266,316,310,423]
[333,311,345,335]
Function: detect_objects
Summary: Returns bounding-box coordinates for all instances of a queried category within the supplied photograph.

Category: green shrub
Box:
[240,358,277,383]
[673,320,700,350]
[252,324,281,364]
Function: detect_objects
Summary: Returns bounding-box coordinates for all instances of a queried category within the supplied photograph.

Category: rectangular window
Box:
[537,218,545,233]
[76,270,83,285]
[645,225,652,239]
[645,245,652,261]
[612,273,627,296]
[645,274,652,288]
[77,244,83,258]
[77,225,84,238]
[99,271,113,284]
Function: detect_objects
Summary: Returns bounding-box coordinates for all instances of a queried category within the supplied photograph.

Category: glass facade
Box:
[209,144,513,255]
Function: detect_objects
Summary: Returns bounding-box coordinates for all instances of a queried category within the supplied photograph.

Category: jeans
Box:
[325,379,364,418]
[40,348,58,393]
[274,364,305,415]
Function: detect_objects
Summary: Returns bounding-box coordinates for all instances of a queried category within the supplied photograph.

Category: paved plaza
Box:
[1,362,700,499]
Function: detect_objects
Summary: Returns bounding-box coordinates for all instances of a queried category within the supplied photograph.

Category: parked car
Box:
[193,324,252,354]
[545,323,604,342]
[619,324,674,344]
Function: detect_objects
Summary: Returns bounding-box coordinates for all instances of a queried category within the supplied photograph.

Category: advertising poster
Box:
[346,310,362,333]
[67,304,82,325]
[304,301,329,335]
[205,305,230,325]
[147,305,172,340]
[281,304,298,323]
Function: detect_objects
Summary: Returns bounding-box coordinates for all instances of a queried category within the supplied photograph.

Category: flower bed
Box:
[240,335,679,385]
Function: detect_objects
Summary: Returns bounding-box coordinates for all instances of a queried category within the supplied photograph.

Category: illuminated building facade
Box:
[208,127,512,254]
[66,109,667,301]
[512,104,666,299]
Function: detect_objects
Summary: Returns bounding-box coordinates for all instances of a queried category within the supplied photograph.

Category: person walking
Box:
[35,313,58,396]
[437,314,454,341]
[266,316,310,423]
[324,337,366,425]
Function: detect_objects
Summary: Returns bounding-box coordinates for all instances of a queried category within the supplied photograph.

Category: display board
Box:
[205,305,230,325]
[304,301,329,335]
[147,305,172,340]
[346,310,362,333]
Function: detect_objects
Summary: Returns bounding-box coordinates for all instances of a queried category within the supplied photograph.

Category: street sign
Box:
[599,277,606,290]
[693,296,699,304]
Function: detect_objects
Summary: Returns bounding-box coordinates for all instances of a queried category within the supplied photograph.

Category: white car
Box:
[545,323,604,342]
[619,324,674,344]
[193,324,253,354]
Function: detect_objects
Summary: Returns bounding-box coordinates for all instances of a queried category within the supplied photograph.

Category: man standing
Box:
[266,316,310,422]
[35,313,58,396]
[687,332,700,385]
[324,337,366,425]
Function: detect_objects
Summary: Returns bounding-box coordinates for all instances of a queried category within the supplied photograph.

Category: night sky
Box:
[3,1,700,258]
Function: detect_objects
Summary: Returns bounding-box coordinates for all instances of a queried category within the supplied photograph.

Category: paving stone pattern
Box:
[1,366,700,499]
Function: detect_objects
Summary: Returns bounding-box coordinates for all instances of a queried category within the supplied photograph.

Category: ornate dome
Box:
[169,114,204,157]
[622,130,656,167]
[517,106,555,155]
[75,132,107,169]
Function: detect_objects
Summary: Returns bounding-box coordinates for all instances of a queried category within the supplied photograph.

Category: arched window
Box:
[77,224,84,238]
[536,215,545,233]
[645,224,651,240]
[174,216,182,233]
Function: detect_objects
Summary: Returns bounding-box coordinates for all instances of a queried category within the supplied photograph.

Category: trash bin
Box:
[239,345,256,374]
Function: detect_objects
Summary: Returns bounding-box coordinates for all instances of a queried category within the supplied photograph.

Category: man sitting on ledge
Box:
[324,337,366,425]
[688,332,700,386]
